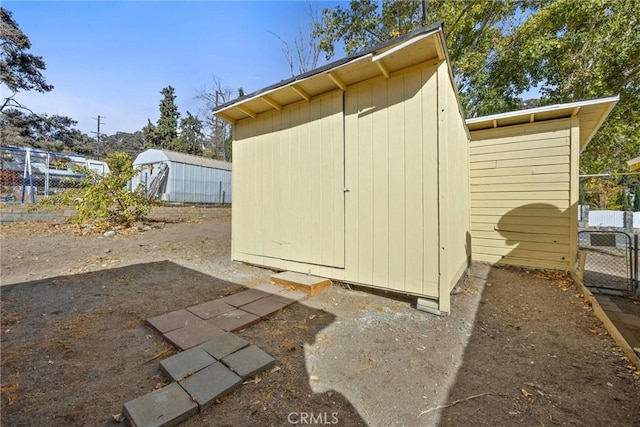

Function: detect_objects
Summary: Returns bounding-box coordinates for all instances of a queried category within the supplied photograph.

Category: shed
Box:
[466,96,619,270]
[214,24,469,314]
[132,149,232,204]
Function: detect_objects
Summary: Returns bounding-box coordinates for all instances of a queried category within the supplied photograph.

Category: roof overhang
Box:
[213,23,447,124]
[466,96,619,152]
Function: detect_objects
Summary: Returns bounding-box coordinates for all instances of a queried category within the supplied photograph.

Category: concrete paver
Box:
[179,362,242,411]
[219,289,270,307]
[163,319,225,350]
[241,295,288,318]
[221,344,276,379]
[198,332,249,360]
[145,309,202,334]
[187,299,235,320]
[160,347,216,381]
[123,382,198,427]
[207,309,261,332]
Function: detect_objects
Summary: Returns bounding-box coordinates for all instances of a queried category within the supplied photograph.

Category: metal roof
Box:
[133,149,232,171]
[466,96,619,151]
[213,23,451,123]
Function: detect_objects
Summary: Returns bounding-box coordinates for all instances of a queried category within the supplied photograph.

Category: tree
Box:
[269,5,323,77]
[143,86,180,151]
[487,0,640,174]
[1,7,53,112]
[195,76,241,161]
[177,111,204,155]
[634,184,640,212]
[313,0,639,174]
[0,109,93,153]
[100,131,145,158]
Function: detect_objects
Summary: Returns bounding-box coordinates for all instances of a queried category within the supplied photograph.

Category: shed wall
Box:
[436,61,471,310]
[167,162,232,204]
[232,61,468,302]
[469,118,572,269]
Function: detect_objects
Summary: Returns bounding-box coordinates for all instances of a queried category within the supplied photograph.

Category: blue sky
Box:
[4,1,347,136]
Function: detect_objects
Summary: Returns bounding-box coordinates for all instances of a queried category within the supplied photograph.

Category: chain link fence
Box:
[0,146,109,204]
[578,230,638,295]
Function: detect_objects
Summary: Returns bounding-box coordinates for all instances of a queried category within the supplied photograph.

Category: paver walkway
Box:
[594,294,640,355]
[124,278,313,427]
[146,283,307,350]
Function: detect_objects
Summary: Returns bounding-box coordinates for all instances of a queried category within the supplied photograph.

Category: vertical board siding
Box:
[345,62,440,297]
[233,91,345,268]
[469,118,572,269]
[232,61,469,302]
[436,61,470,308]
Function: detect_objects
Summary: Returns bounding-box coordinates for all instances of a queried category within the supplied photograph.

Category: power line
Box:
[91,115,106,158]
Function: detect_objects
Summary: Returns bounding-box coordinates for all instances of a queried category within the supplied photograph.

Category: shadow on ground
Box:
[435,269,640,425]
[0,261,365,426]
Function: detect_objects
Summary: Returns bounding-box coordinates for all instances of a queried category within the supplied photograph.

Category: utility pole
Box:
[91,115,106,158]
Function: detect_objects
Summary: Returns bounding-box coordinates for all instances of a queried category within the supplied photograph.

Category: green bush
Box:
[40,152,153,228]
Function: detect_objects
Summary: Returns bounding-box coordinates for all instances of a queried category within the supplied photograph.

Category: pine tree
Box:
[143,86,180,150]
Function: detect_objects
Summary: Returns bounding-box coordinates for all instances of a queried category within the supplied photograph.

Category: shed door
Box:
[234,91,345,268]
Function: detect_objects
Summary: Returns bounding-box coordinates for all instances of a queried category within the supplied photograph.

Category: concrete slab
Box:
[159,347,217,381]
[271,271,331,296]
[241,295,288,318]
[198,332,249,360]
[206,309,261,332]
[163,319,225,350]
[221,345,276,379]
[218,289,271,307]
[186,299,235,320]
[123,382,198,427]
[179,362,242,411]
[145,309,202,334]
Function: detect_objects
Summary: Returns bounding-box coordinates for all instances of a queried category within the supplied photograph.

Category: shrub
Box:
[39,152,153,228]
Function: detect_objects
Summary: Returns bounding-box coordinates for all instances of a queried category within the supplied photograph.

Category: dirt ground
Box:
[1,213,639,426]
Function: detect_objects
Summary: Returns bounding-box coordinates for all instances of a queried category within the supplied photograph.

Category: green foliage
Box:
[1,7,53,111]
[143,86,181,150]
[615,189,632,211]
[313,0,639,174]
[634,184,640,212]
[177,111,204,155]
[581,177,623,209]
[39,152,152,228]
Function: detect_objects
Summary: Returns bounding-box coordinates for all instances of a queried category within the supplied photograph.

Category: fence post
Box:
[623,211,633,231]
[631,234,640,296]
[219,181,222,204]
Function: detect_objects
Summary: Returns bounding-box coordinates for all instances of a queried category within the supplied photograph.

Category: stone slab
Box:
[159,347,217,382]
[179,362,242,411]
[241,295,288,318]
[145,309,203,334]
[206,309,261,332]
[163,319,225,350]
[270,271,331,296]
[221,345,276,379]
[198,332,249,360]
[123,382,198,427]
[186,300,235,320]
[218,289,271,307]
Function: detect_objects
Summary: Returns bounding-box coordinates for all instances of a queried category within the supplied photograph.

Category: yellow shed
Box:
[466,96,619,271]
[214,24,470,314]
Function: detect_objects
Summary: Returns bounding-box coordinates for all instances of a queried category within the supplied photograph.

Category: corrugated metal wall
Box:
[469,118,572,269]
[167,162,231,204]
